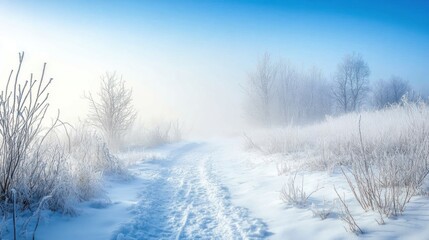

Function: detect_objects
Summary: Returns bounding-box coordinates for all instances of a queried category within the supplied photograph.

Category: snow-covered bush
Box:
[0,52,69,213]
[67,123,129,202]
[341,113,429,221]
[126,120,184,148]
[70,124,125,174]
[334,187,363,235]
[17,142,71,212]
[145,125,174,147]
[310,200,334,220]
[248,98,429,228]
[245,98,429,173]
[0,53,128,220]
[280,172,319,207]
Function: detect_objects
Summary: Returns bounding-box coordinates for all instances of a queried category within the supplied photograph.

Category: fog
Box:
[1,0,429,137]
[2,1,429,239]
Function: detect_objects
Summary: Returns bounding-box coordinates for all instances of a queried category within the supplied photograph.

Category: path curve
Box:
[114,143,270,240]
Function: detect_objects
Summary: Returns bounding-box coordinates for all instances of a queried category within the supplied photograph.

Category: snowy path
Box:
[34,140,429,240]
[114,142,270,240]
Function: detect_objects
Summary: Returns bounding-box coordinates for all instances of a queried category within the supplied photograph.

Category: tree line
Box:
[244,52,423,126]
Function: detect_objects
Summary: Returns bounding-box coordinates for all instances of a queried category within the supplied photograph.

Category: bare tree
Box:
[373,76,411,109]
[244,53,277,126]
[245,55,333,126]
[332,53,370,113]
[86,72,137,150]
[276,64,331,124]
[276,61,298,123]
[300,67,332,122]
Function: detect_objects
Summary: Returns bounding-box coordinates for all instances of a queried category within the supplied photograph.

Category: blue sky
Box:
[1,0,428,134]
[4,0,427,79]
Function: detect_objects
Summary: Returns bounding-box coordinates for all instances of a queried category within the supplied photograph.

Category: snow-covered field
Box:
[25,139,429,239]
[2,1,429,239]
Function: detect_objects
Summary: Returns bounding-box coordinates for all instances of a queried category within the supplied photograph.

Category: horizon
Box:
[1,0,428,136]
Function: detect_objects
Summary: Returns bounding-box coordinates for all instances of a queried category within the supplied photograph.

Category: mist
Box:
[2,0,428,138]
[1,1,429,239]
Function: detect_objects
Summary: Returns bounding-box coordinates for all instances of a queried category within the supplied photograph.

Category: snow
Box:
[29,139,429,239]
[35,176,143,239]
[112,142,270,239]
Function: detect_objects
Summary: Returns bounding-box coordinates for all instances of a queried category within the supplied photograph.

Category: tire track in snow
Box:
[114,143,270,240]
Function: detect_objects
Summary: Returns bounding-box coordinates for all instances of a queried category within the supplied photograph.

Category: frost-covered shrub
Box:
[334,187,363,235]
[248,98,429,226]
[126,120,184,148]
[16,142,71,212]
[341,113,429,221]
[0,53,128,220]
[68,124,127,201]
[245,98,429,173]
[310,201,334,220]
[280,173,319,207]
[0,52,70,213]
[145,125,173,147]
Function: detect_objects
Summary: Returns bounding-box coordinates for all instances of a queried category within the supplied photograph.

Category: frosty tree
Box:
[86,72,137,150]
[373,76,412,109]
[332,53,370,112]
[244,53,277,125]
